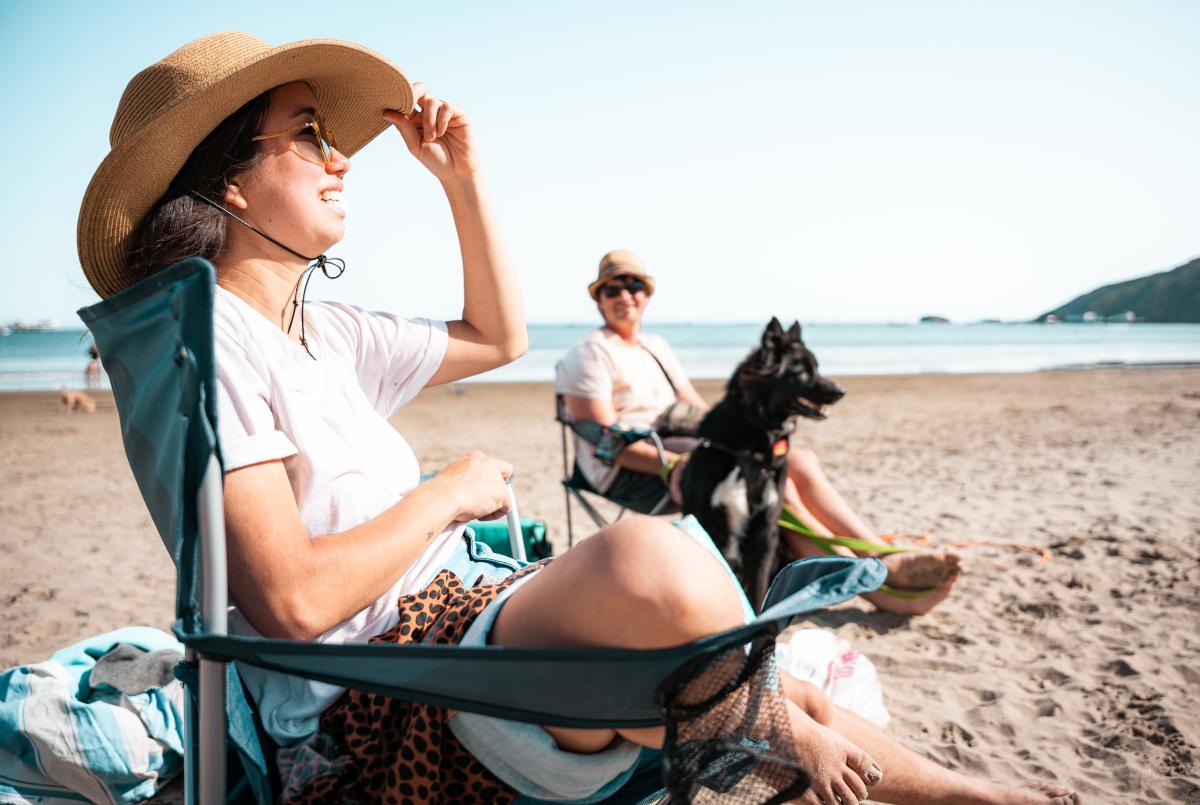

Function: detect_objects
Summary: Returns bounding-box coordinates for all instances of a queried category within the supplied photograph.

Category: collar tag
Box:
[771,438,789,458]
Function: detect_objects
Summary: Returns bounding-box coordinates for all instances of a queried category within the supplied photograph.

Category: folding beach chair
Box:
[79,257,887,805]
[556,394,677,547]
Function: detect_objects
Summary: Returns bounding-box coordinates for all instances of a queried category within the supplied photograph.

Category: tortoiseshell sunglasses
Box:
[251,113,339,169]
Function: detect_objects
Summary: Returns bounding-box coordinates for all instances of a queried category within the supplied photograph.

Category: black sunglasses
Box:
[600,278,648,298]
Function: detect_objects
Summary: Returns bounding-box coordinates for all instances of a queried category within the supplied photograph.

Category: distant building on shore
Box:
[4,319,59,333]
[1037,310,1138,323]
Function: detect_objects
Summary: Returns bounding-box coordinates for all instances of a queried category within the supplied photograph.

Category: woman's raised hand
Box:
[430,450,513,523]
[384,83,479,181]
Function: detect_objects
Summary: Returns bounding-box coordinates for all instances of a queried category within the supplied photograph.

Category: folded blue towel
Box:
[0,626,184,804]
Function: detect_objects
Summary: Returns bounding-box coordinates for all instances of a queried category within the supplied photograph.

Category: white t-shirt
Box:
[214,287,458,745]
[554,328,688,491]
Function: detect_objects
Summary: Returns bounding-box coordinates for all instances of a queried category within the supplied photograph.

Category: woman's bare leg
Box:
[489,515,878,792]
[780,487,850,559]
[820,706,1079,804]
[783,675,1081,805]
[785,447,958,585]
[786,447,878,543]
[783,449,961,615]
[490,518,1070,803]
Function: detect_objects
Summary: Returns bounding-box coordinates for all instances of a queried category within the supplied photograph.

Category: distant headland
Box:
[1036,257,1200,323]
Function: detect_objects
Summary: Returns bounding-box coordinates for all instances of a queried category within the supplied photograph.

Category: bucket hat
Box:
[77,31,414,298]
[587,249,656,300]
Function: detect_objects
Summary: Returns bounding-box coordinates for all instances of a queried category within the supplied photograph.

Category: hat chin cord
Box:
[181,187,344,360]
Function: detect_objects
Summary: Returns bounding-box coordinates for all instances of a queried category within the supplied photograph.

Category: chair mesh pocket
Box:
[657,631,809,804]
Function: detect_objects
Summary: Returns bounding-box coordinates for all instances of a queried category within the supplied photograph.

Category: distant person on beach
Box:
[75,33,1080,804]
[84,343,101,388]
[556,250,961,616]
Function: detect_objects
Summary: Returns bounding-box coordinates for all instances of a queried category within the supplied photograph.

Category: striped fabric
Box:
[0,627,184,805]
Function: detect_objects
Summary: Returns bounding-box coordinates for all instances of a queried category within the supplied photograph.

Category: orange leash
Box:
[941,539,1052,564]
[880,533,1051,565]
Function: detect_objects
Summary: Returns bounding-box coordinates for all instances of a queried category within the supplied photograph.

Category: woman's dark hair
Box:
[126,91,272,281]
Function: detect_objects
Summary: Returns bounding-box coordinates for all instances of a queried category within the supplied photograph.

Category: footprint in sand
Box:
[1035,699,1061,717]
[939,722,976,747]
[1103,659,1139,677]
[1031,668,1073,688]
[1082,686,1198,780]
[2,584,58,607]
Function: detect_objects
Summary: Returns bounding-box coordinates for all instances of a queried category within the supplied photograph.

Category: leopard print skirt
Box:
[280,559,549,804]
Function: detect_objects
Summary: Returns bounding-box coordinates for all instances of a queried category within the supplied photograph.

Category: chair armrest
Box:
[556,394,668,468]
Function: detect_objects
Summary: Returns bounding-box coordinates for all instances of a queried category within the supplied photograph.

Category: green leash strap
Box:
[778,507,910,554]
[780,528,913,556]
[876,583,936,599]
[778,506,939,600]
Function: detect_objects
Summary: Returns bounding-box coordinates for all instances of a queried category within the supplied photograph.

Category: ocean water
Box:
[2,322,1198,391]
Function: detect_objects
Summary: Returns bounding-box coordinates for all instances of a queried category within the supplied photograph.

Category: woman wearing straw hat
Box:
[78,32,1081,805]
[558,251,963,616]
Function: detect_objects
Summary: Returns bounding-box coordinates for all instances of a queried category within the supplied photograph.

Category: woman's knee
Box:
[788,446,822,478]
[492,517,741,650]
[587,516,744,641]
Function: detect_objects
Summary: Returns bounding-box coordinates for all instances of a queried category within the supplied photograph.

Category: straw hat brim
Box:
[587,267,656,300]
[78,39,414,299]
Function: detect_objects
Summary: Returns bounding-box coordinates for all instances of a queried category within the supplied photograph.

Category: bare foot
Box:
[969,779,1083,804]
[1011,781,1082,804]
[864,566,960,615]
[786,700,881,805]
[881,549,960,589]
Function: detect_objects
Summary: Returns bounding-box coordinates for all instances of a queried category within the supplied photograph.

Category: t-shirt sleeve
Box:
[322,303,449,416]
[554,338,614,401]
[215,325,298,472]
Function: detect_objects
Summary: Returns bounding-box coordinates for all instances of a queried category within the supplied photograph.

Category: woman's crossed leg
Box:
[491,516,1081,805]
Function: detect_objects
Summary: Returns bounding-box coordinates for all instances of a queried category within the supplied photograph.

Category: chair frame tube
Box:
[560,421,674,544]
[197,453,228,805]
[560,419,576,548]
[183,647,197,805]
[505,483,528,563]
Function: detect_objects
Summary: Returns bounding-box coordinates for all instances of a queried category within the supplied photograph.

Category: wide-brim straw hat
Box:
[78,31,414,299]
[587,249,656,300]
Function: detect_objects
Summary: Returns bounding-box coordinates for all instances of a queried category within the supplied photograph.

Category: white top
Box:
[214,286,457,745]
[554,327,688,491]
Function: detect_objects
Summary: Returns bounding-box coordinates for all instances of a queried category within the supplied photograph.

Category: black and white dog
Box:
[680,318,845,610]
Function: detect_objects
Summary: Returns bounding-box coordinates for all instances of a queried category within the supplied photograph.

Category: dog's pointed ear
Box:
[762,317,784,347]
[787,321,802,339]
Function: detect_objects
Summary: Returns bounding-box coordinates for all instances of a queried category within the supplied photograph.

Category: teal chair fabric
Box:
[469,518,554,561]
[79,257,886,803]
[555,393,678,547]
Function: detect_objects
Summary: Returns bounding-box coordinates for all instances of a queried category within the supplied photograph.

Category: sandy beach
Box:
[2,368,1197,803]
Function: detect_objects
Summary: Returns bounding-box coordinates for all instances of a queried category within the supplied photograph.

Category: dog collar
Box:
[702,435,790,467]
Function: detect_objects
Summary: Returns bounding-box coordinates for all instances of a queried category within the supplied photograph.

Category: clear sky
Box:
[2,0,1197,325]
